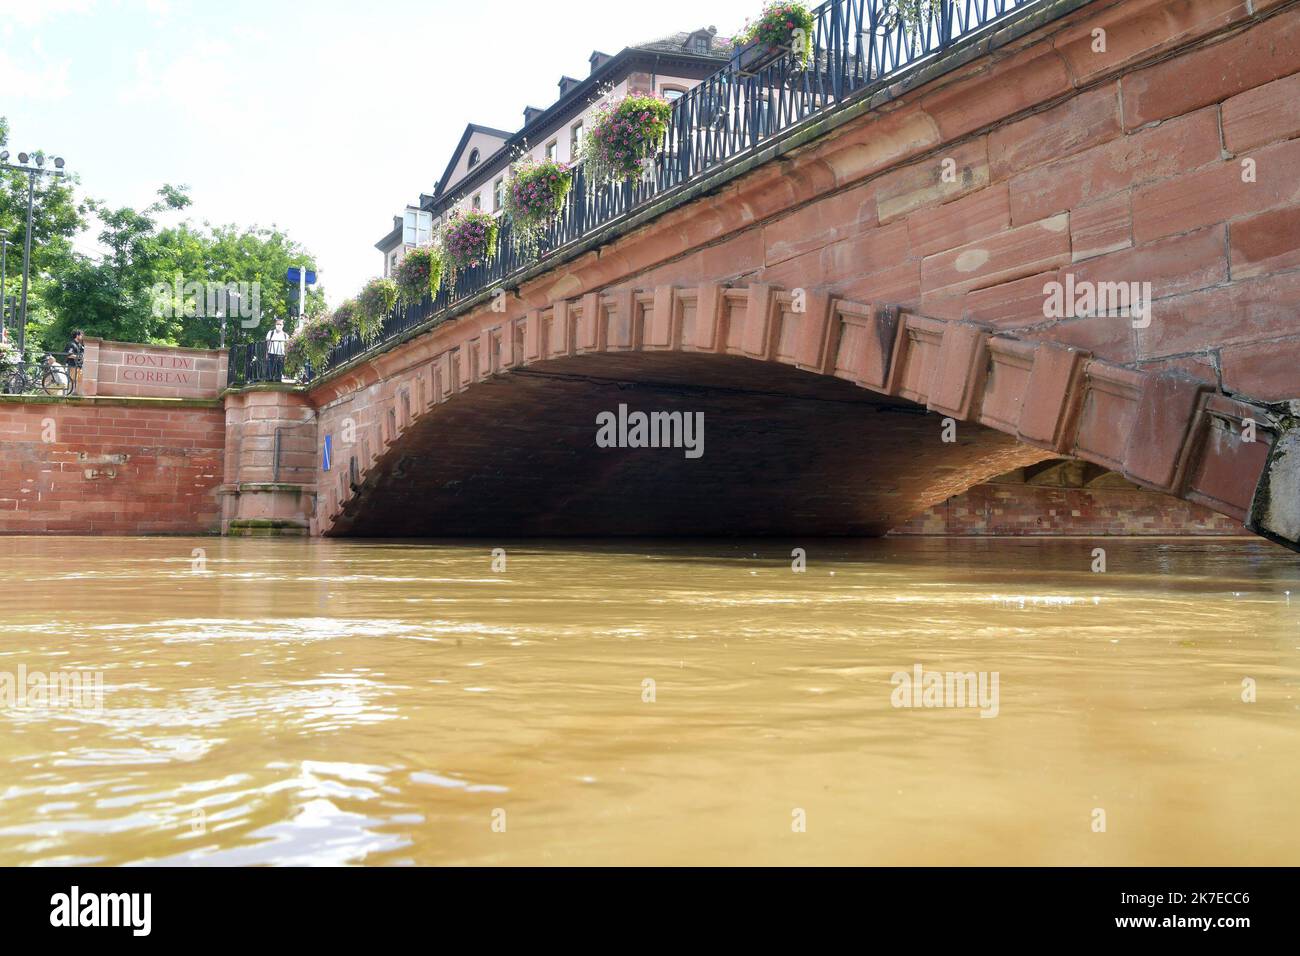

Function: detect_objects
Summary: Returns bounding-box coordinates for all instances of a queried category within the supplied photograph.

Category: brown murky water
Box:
[0,535,1297,866]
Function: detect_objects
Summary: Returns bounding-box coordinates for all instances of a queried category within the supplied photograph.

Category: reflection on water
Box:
[0,535,1297,866]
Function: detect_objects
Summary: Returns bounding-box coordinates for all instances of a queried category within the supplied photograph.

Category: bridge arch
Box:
[312,283,1282,542]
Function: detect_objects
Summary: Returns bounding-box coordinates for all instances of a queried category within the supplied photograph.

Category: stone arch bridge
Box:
[228,0,1300,548]
[225,279,1291,544]
[219,0,1300,549]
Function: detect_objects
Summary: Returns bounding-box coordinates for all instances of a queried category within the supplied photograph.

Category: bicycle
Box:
[0,354,74,396]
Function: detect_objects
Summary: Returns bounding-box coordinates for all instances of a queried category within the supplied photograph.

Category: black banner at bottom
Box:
[0,866,1284,942]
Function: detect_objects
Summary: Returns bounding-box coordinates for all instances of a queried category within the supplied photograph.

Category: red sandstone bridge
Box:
[3,0,1299,549]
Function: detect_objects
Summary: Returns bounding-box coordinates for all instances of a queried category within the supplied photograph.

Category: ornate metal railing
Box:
[228,0,1047,387]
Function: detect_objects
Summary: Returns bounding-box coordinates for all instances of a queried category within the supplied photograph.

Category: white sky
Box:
[0,0,757,304]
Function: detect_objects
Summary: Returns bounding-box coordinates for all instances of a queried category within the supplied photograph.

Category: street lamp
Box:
[0,150,68,355]
[0,228,10,332]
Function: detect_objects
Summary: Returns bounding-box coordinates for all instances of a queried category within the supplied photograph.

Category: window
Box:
[570,121,583,157]
[402,207,432,245]
[493,177,505,212]
[467,148,480,169]
[690,35,710,53]
[472,193,482,211]
[662,86,686,102]
[545,140,558,162]
[388,251,398,276]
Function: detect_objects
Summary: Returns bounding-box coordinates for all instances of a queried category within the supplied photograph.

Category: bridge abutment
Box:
[220,387,317,536]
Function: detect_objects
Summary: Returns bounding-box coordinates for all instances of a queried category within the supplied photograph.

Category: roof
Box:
[374,216,402,253]
[632,29,733,54]
[431,123,515,202]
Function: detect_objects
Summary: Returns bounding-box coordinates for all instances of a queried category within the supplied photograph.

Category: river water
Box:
[0,535,1297,866]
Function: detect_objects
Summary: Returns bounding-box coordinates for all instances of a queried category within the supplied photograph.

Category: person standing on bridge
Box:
[63,329,85,395]
[266,318,288,382]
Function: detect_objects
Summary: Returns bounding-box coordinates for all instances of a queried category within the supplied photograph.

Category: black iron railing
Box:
[225,340,312,388]
[228,0,1045,388]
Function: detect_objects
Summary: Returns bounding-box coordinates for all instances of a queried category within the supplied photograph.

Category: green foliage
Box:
[356,277,398,342]
[2,115,323,356]
[584,95,674,184]
[0,116,91,350]
[394,245,444,305]
[288,313,340,374]
[330,299,360,338]
[41,185,192,350]
[284,330,311,378]
[150,220,324,348]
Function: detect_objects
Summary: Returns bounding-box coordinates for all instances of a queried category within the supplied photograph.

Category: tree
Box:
[0,116,91,348]
[41,185,192,349]
[151,220,325,349]
[43,189,325,352]
[5,116,324,353]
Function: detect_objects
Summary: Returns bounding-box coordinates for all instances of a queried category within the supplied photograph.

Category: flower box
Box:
[731,39,794,77]
[730,2,816,73]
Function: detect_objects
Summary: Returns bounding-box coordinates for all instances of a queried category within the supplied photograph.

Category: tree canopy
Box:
[2,116,324,355]
[0,117,91,348]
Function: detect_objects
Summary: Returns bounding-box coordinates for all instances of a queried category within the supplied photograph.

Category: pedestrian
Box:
[64,329,85,395]
[266,318,288,381]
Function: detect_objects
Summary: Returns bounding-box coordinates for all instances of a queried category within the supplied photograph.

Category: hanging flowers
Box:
[583,94,674,184]
[504,158,573,258]
[356,277,399,343]
[442,210,499,293]
[330,299,360,338]
[286,314,339,376]
[394,245,445,305]
[731,2,817,70]
[284,331,310,379]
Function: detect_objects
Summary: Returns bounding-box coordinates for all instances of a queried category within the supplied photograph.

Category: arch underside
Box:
[331,351,1052,537]
[318,284,1288,546]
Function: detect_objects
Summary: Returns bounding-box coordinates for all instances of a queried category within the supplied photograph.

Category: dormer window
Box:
[690,34,710,53]
[468,148,480,169]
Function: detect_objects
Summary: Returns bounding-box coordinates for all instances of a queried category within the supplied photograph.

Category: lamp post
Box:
[0,228,9,332]
[0,150,67,355]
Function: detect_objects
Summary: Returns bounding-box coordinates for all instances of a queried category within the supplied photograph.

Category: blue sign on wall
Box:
[322,435,332,471]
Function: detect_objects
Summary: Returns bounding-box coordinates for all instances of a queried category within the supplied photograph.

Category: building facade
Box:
[377,28,730,275]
